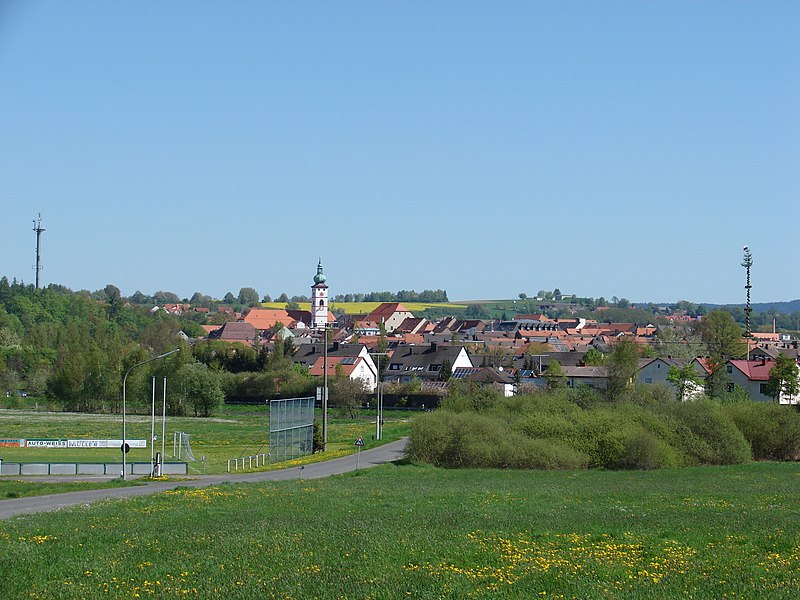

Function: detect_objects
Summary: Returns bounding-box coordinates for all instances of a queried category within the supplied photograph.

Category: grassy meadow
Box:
[1,461,798,598]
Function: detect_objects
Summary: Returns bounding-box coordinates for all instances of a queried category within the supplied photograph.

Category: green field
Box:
[1,461,798,598]
[0,408,411,476]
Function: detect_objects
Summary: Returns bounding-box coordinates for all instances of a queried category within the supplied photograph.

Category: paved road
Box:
[0,438,408,520]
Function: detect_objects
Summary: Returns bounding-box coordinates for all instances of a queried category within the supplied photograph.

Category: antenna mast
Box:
[33,213,45,289]
[741,245,753,338]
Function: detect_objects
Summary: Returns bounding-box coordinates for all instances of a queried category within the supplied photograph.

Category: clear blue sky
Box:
[1,1,798,304]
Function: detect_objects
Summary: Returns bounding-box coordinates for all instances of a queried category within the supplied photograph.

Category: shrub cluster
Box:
[408,387,800,470]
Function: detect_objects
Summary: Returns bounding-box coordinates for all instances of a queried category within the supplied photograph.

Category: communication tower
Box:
[32,213,45,289]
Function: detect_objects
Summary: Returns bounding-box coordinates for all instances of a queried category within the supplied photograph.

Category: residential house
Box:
[395,317,430,335]
[452,366,517,397]
[726,358,799,404]
[561,366,609,391]
[353,320,381,337]
[384,342,473,383]
[367,303,415,333]
[208,321,258,345]
[293,342,376,374]
[308,355,377,392]
[637,357,703,400]
[243,308,296,332]
[637,357,683,387]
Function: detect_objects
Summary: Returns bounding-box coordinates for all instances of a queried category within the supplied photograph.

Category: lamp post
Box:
[321,324,331,452]
[369,352,388,440]
[122,348,180,480]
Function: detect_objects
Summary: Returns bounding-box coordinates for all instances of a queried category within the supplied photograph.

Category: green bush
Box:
[616,427,681,470]
[658,400,751,465]
[408,389,779,471]
[439,382,503,413]
[724,402,800,460]
[408,411,588,469]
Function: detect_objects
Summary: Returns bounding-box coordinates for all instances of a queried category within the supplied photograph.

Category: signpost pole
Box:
[355,436,364,469]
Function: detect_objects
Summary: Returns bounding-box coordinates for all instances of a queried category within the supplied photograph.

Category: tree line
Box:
[0,278,366,417]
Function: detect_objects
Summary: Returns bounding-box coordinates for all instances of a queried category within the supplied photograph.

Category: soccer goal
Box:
[173,431,196,461]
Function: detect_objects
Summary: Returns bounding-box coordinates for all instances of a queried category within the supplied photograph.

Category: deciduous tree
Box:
[765,353,800,403]
[607,338,640,399]
[694,310,746,360]
[667,363,704,401]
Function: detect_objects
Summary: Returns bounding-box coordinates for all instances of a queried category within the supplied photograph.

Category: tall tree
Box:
[237,287,259,306]
[607,338,640,399]
[543,359,566,389]
[694,310,747,360]
[653,326,706,361]
[765,353,800,403]
[177,362,224,417]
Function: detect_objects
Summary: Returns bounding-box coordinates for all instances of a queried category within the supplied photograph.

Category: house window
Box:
[389,363,401,371]
[428,364,442,372]
[645,378,653,384]
[726,365,733,374]
[727,383,734,393]
[760,383,768,395]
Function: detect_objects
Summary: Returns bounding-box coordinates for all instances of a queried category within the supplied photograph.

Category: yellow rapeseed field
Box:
[260,301,468,314]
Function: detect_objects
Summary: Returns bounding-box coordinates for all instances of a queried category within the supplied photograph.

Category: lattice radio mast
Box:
[33,213,45,289]
[741,245,753,338]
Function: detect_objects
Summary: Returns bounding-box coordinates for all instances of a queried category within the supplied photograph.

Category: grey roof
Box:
[386,344,470,379]
[562,366,609,378]
[453,367,515,384]
[212,321,256,341]
[292,343,366,367]
[638,357,685,369]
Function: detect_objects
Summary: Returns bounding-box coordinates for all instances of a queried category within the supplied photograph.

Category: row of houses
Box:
[186,301,798,405]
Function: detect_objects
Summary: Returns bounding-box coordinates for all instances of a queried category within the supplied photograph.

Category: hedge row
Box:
[407,389,800,470]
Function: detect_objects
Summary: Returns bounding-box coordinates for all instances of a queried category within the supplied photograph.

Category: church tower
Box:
[311,258,329,330]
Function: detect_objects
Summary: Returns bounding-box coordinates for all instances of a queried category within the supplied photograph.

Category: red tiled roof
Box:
[515,314,554,322]
[367,302,412,319]
[308,356,362,377]
[243,308,294,330]
[751,332,780,341]
[729,359,776,381]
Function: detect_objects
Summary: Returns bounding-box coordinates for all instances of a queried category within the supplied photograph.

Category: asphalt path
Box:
[0,437,408,520]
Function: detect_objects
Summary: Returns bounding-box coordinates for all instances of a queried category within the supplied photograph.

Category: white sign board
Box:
[25,439,147,449]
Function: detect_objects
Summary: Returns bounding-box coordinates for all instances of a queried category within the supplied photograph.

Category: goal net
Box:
[173,431,196,461]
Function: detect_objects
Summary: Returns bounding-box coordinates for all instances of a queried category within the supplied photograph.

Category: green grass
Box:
[0,408,411,476]
[1,462,799,598]
[0,478,138,499]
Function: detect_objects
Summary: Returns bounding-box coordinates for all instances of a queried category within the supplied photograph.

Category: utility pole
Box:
[369,352,388,440]
[742,246,753,338]
[322,326,328,452]
[32,214,45,289]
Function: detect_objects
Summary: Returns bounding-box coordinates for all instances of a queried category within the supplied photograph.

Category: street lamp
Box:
[369,352,388,440]
[122,348,180,480]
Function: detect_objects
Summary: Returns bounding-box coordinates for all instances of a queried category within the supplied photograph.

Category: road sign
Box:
[121,443,130,454]
[355,437,364,469]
